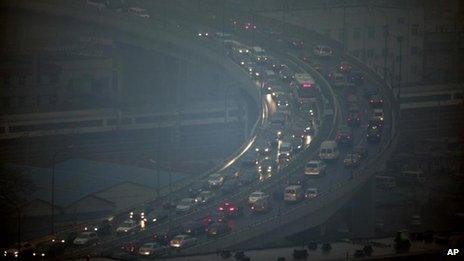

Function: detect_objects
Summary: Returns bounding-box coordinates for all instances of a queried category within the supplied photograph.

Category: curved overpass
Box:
[3,1,398,258]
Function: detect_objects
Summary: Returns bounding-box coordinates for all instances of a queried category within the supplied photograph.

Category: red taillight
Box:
[229,207,235,211]
[219,207,224,211]
[302,83,312,88]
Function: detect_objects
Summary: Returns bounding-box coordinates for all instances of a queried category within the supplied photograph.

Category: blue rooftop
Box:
[0,159,189,207]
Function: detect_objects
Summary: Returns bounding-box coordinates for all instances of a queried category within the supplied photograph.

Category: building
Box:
[259,0,424,88]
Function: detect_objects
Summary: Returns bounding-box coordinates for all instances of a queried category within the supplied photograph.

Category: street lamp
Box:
[50,144,73,235]
[396,35,404,99]
[148,159,160,198]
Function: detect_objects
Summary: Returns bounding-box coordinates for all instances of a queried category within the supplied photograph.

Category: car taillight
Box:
[219,207,224,211]
[229,207,235,211]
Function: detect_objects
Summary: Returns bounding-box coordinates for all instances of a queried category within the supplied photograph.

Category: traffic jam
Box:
[3,11,388,260]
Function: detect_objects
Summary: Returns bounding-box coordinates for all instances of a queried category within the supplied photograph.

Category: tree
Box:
[0,167,35,247]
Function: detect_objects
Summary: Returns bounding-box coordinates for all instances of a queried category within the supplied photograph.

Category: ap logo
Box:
[447,249,460,256]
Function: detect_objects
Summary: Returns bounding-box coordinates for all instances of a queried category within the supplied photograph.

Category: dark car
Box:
[336,125,353,145]
[346,104,362,126]
[153,226,184,246]
[369,94,384,107]
[347,71,364,86]
[183,221,205,236]
[366,125,382,142]
[206,223,230,237]
[218,201,240,218]
[120,241,139,254]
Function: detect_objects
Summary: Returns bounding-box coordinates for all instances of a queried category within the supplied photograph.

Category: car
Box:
[271,61,286,72]
[250,197,272,213]
[372,109,385,123]
[366,124,382,142]
[208,173,224,187]
[343,153,362,167]
[279,67,294,82]
[257,157,274,181]
[255,141,272,159]
[183,221,205,236]
[313,45,333,58]
[277,97,290,108]
[348,71,365,85]
[120,241,139,254]
[304,160,326,176]
[194,190,214,204]
[202,212,229,227]
[248,191,268,205]
[369,94,384,107]
[116,219,140,234]
[188,180,208,198]
[290,134,304,153]
[153,226,184,246]
[218,201,240,217]
[169,235,197,248]
[4,242,35,258]
[328,70,347,87]
[336,125,353,145]
[289,39,304,49]
[346,104,362,126]
[138,242,167,256]
[145,209,169,224]
[338,61,352,73]
[73,232,98,246]
[195,28,211,38]
[206,223,230,237]
[305,188,319,199]
[176,198,196,213]
[302,123,315,138]
[278,141,292,163]
[284,185,304,202]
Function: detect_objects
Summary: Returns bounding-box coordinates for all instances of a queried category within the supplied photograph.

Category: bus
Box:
[294,73,318,100]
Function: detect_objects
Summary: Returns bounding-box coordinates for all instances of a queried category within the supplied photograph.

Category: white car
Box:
[305,188,319,199]
[116,219,140,234]
[313,45,333,57]
[73,231,98,245]
[138,242,167,256]
[169,235,197,248]
[208,174,224,187]
[195,190,213,204]
[304,160,326,176]
[248,191,268,205]
[176,198,195,213]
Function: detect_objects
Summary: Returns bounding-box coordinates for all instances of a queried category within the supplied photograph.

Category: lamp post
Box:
[396,35,404,99]
[148,159,160,198]
[50,144,73,235]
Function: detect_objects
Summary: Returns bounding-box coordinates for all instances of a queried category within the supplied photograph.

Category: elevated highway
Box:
[1,1,398,258]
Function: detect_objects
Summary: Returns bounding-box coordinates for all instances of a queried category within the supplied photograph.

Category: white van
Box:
[319,140,339,160]
[284,185,303,202]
